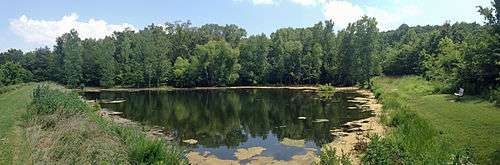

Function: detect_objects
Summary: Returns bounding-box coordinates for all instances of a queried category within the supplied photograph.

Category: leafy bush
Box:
[31,84,88,115]
[316,146,351,165]
[0,62,32,86]
[488,87,500,107]
[318,83,336,92]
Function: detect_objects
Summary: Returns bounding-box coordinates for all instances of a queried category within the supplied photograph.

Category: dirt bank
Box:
[325,88,385,165]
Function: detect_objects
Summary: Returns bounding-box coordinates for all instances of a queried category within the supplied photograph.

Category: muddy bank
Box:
[325,88,385,165]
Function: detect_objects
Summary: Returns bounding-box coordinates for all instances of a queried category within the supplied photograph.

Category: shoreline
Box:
[80,86,360,92]
[325,89,385,164]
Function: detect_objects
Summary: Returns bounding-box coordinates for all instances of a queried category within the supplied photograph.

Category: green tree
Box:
[55,29,83,87]
[140,24,173,87]
[21,47,53,82]
[302,43,323,84]
[0,62,32,86]
[114,29,144,87]
[173,57,191,86]
[0,49,23,65]
[424,37,463,90]
[96,37,117,87]
[239,34,270,84]
[194,41,240,86]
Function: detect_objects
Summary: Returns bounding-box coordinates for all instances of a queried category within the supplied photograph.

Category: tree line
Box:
[0,1,498,94]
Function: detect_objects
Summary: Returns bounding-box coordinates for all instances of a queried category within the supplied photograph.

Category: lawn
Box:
[0,84,34,164]
[372,76,500,164]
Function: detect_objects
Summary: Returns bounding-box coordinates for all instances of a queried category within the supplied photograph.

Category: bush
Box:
[488,87,500,107]
[31,84,88,115]
[316,146,351,165]
[318,83,336,92]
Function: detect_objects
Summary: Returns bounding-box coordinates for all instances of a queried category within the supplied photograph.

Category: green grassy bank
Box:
[0,83,186,164]
[363,76,500,164]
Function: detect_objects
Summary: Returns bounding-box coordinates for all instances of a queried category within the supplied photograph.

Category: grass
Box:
[0,83,187,164]
[0,84,34,164]
[316,146,351,165]
[365,76,500,164]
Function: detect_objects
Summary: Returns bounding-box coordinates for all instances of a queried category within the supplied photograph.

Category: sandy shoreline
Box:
[325,89,385,164]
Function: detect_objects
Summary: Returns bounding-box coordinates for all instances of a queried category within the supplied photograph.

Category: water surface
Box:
[83,89,373,161]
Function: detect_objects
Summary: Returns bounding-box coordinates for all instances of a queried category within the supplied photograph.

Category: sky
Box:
[0,0,493,52]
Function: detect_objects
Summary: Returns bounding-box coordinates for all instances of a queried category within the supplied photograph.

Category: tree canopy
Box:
[0,1,498,95]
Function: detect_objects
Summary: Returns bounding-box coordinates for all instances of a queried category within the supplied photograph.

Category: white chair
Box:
[454,88,464,101]
[454,88,464,97]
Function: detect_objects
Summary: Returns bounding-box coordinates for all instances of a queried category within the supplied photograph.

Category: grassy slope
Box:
[0,83,186,164]
[373,76,500,164]
[0,84,34,164]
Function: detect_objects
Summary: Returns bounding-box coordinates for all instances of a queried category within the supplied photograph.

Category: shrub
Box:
[31,84,88,115]
[488,87,500,107]
[319,83,336,92]
[316,146,351,165]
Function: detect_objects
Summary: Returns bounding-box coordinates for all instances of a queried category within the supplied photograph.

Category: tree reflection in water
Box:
[83,89,373,160]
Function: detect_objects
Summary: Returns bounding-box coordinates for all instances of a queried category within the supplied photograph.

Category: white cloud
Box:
[9,13,136,45]
[323,0,423,30]
[323,1,364,28]
[252,0,276,5]
[290,0,325,6]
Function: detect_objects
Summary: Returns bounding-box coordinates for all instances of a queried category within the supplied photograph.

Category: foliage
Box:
[193,40,241,86]
[318,83,336,92]
[488,87,500,107]
[239,34,270,84]
[0,62,32,86]
[368,76,500,164]
[27,84,187,164]
[316,146,351,165]
[1,2,498,93]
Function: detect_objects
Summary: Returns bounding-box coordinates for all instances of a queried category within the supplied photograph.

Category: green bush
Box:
[318,83,336,92]
[31,84,88,115]
[489,87,500,107]
[316,146,351,165]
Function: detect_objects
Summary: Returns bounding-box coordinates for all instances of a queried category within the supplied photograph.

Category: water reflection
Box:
[83,89,373,160]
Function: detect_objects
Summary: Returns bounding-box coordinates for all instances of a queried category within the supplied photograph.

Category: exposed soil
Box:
[325,88,385,165]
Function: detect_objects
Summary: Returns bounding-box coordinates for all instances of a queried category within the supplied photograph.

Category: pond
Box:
[82,89,373,163]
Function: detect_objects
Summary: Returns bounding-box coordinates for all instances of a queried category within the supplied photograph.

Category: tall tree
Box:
[96,37,117,87]
[0,49,23,65]
[194,41,240,86]
[239,34,270,85]
[55,29,83,87]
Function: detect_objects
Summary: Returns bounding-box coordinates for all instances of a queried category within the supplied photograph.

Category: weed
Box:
[316,146,351,165]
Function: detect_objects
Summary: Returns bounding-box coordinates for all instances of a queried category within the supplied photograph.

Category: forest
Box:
[0,2,498,96]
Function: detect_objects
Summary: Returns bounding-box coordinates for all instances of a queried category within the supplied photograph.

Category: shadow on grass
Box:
[442,95,488,104]
[491,148,500,164]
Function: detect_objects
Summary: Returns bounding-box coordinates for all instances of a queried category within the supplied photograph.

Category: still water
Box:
[83,89,373,161]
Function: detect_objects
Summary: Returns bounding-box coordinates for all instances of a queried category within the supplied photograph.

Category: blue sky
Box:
[0,0,492,52]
